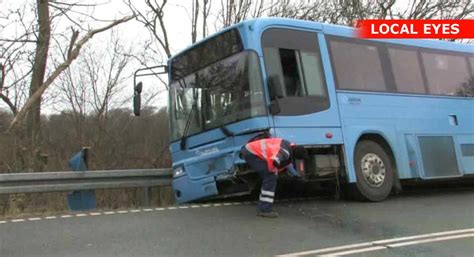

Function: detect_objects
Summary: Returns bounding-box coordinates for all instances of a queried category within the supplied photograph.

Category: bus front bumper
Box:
[172,175,219,204]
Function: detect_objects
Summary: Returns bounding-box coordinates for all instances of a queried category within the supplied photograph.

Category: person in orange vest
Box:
[241,137,309,218]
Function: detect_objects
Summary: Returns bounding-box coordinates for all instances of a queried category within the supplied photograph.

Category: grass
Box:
[0,186,175,219]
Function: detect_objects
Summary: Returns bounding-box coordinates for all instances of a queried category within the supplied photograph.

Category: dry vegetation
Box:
[0,108,172,216]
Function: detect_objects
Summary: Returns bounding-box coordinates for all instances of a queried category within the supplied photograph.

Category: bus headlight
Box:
[173,166,185,178]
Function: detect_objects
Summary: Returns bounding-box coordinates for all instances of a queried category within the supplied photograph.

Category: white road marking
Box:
[321,246,387,256]
[2,198,310,225]
[277,242,373,256]
[387,233,474,248]
[373,228,474,244]
[278,228,474,257]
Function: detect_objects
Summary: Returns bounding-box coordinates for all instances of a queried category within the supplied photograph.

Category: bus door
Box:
[261,28,342,145]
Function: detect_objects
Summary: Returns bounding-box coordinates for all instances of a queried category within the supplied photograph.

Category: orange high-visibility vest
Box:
[245,138,292,173]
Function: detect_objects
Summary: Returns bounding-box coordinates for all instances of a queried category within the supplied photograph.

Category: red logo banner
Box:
[355,20,474,39]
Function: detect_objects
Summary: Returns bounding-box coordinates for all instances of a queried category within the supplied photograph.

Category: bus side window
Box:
[262,28,327,99]
[300,51,326,96]
[279,48,304,96]
[470,57,474,75]
[421,52,471,96]
[388,47,426,94]
[328,39,386,92]
[263,47,286,98]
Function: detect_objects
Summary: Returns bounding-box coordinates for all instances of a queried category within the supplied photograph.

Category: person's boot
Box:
[257,210,279,218]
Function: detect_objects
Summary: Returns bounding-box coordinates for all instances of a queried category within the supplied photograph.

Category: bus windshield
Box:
[169,50,267,141]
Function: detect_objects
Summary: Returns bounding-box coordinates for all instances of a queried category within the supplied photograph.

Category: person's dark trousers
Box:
[241,147,277,212]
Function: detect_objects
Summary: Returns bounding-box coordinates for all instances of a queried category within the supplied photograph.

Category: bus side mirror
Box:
[268,75,284,100]
[269,100,280,115]
[268,76,282,115]
[133,82,143,116]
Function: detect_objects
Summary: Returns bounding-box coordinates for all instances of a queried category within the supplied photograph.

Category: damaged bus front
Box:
[134,27,271,203]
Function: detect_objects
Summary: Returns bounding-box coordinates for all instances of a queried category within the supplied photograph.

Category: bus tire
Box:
[352,140,394,201]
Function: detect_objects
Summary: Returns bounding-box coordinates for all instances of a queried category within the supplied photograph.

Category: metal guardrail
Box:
[0,169,173,194]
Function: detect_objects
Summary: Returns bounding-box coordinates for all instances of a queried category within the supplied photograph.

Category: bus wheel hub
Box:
[361,153,386,187]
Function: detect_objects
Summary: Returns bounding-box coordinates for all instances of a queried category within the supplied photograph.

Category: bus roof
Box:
[170,17,473,62]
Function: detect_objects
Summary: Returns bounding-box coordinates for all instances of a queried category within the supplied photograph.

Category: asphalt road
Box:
[0,187,473,257]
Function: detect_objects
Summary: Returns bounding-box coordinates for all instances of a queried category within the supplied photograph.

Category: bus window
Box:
[470,57,474,75]
[388,48,426,94]
[262,28,327,99]
[328,39,386,92]
[279,48,303,96]
[421,52,470,96]
[463,57,474,97]
[300,51,326,96]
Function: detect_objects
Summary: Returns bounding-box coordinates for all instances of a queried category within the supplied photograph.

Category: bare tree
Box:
[127,0,172,59]
[202,0,212,39]
[219,0,267,27]
[191,0,212,42]
[269,0,474,26]
[90,33,131,126]
[0,3,37,115]
[24,0,51,157]
[9,15,134,130]
[54,28,132,147]
[191,0,200,43]
[0,0,134,172]
[399,0,474,19]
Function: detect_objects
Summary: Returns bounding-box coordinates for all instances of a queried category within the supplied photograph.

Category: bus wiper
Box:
[180,102,197,150]
[220,126,234,137]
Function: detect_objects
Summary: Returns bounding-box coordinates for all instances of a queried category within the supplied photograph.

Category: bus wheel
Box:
[352,140,394,201]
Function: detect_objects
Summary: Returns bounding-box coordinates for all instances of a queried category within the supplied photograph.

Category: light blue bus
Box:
[134,18,474,203]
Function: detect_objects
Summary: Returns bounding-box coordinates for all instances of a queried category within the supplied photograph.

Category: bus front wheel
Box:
[352,140,394,201]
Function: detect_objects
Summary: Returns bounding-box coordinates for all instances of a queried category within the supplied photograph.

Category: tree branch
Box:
[8,15,135,131]
[0,93,18,115]
[67,28,79,59]
[0,38,38,43]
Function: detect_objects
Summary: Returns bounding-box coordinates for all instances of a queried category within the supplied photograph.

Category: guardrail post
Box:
[140,186,152,207]
[67,147,97,211]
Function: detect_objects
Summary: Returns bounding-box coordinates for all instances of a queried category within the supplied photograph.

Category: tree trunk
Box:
[23,0,50,171]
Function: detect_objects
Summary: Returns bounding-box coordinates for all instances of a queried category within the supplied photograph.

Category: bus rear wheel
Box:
[352,140,394,201]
